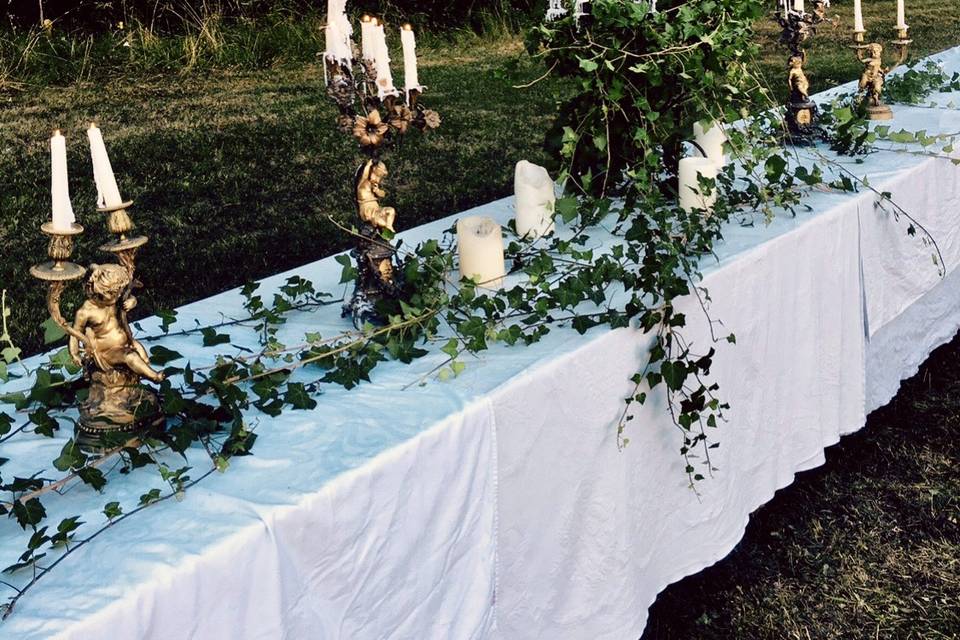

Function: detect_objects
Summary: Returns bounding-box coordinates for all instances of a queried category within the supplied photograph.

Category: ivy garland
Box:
[1,0,959,619]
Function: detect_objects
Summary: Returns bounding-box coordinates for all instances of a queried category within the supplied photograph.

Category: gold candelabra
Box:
[775,1,830,145]
[851,26,912,120]
[325,18,440,328]
[31,198,164,452]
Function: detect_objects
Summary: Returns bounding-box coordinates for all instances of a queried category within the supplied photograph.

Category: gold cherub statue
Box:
[788,54,810,103]
[70,264,163,384]
[357,159,397,233]
[64,263,164,448]
[859,43,886,107]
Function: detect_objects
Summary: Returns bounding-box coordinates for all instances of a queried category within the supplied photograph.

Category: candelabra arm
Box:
[888,40,912,75]
[44,281,88,345]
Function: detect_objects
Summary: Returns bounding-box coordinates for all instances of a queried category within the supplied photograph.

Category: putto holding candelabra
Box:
[323,1,441,328]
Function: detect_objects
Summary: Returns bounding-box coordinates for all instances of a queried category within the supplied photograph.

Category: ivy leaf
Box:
[103,501,123,520]
[440,339,460,359]
[53,440,87,472]
[335,255,358,284]
[284,383,318,410]
[555,197,580,223]
[660,360,687,392]
[1,346,21,363]
[578,57,599,72]
[12,498,46,530]
[201,328,231,347]
[138,489,162,507]
[150,346,184,367]
[77,467,107,492]
[42,317,66,345]
[157,309,178,334]
[28,409,58,438]
[0,412,12,437]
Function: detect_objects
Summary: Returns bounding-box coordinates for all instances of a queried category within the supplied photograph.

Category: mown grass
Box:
[642,332,960,639]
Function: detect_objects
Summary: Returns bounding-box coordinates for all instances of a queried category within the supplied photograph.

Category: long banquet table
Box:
[2,47,960,640]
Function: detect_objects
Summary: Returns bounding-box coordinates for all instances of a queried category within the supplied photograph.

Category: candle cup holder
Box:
[31,201,164,452]
[852,26,912,120]
[324,27,441,329]
[775,1,830,145]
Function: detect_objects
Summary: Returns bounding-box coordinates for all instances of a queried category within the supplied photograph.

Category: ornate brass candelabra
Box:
[851,26,912,120]
[324,29,440,329]
[775,1,829,144]
[31,200,164,451]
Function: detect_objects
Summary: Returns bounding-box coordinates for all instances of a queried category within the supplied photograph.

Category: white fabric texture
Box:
[1,47,959,640]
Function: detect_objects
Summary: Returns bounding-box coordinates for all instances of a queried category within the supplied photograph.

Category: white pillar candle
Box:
[794,0,804,13]
[87,123,124,209]
[514,161,556,240]
[400,24,420,97]
[678,157,718,214]
[361,16,375,61]
[457,216,506,288]
[50,130,76,232]
[693,120,727,170]
[896,0,907,29]
[853,0,864,31]
[373,22,397,98]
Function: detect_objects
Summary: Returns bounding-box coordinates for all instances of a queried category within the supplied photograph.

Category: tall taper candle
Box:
[325,0,352,61]
[87,123,124,208]
[400,24,420,97]
[50,130,76,231]
[896,0,907,29]
[373,22,397,97]
[853,0,864,32]
[361,15,375,61]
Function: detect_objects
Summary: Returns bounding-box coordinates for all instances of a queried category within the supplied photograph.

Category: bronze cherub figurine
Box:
[68,263,164,449]
[858,44,888,111]
[342,158,403,327]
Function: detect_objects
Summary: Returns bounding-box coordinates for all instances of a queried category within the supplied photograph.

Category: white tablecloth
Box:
[1,48,959,640]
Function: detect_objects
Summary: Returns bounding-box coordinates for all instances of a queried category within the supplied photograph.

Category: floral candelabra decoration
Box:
[850,0,912,120]
[324,6,441,328]
[31,126,164,451]
[775,0,830,144]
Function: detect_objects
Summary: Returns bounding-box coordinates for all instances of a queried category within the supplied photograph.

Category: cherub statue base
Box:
[77,368,163,451]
